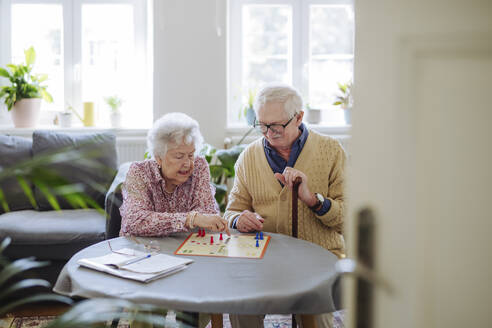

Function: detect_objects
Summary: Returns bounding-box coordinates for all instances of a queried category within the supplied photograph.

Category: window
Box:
[228,0,354,127]
[1,0,151,128]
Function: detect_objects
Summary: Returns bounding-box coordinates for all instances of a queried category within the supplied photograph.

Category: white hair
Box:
[147,112,204,159]
[253,83,303,118]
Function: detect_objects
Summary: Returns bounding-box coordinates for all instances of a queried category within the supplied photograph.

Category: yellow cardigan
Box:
[224,130,346,257]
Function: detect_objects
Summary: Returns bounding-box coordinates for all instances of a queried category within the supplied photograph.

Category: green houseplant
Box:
[333,81,353,125]
[200,143,246,213]
[0,47,53,128]
[104,95,123,128]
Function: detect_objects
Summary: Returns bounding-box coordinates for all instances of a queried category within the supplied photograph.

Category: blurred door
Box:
[346,0,492,327]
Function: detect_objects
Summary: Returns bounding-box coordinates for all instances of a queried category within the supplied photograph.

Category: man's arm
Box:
[223,157,253,228]
[315,143,346,228]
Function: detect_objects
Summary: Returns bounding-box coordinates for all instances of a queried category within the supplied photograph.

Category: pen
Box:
[122,254,151,266]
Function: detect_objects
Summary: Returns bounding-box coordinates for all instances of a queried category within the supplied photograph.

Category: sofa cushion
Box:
[32,131,117,210]
[0,209,106,260]
[0,135,34,213]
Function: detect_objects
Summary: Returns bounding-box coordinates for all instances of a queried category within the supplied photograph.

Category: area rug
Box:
[1,311,345,328]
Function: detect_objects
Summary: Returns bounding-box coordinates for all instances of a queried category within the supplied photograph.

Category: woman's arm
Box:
[189,157,220,215]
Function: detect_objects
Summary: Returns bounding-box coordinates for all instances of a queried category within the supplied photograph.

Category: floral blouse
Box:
[119,157,219,236]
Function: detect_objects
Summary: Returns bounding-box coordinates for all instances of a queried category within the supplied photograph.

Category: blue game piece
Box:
[255,232,259,240]
[256,239,259,247]
[260,231,264,240]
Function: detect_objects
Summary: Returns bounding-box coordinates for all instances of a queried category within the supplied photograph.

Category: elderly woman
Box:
[120,112,229,237]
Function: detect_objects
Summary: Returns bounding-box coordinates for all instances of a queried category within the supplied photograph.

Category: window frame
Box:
[227,0,354,130]
[0,0,150,127]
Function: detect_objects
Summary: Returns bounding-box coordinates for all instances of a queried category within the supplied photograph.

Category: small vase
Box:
[11,98,42,128]
[59,112,73,128]
[344,107,352,125]
[110,111,122,128]
[306,108,322,124]
[83,102,95,126]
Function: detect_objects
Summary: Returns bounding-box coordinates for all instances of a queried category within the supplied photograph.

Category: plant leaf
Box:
[0,187,9,212]
[0,258,49,287]
[0,68,9,78]
[0,237,11,255]
[216,145,245,177]
[0,279,51,301]
[31,179,61,211]
[209,165,225,180]
[15,175,37,208]
[24,47,36,67]
[40,88,53,103]
[36,74,48,83]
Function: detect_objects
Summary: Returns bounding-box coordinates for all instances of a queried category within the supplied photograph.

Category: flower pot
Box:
[110,111,122,128]
[306,108,322,124]
[59,112,73,128]
[343,107,352,125]
[11,98,42,128]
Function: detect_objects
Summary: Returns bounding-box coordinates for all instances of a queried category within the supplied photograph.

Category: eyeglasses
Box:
[108,237,161,255]
[253,115,296,134]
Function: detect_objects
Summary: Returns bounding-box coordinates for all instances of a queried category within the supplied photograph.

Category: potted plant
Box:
[0,47,53,128]
[241,89,257,126]
[333,81,353,125]
[104,95,123,128]
[305,103,322,124]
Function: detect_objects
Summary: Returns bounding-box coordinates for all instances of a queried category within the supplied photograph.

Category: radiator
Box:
[116,137,147,165]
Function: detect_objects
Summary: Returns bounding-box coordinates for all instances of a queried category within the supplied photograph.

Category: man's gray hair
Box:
[147,112,204,159]
[253,83,303,118]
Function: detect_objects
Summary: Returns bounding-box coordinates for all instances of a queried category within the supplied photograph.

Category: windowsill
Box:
[226,123,351,136]
[0,125,149,138]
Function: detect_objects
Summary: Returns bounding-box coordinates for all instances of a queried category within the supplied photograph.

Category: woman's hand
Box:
[194,213,231,235]
[236,210,264,233]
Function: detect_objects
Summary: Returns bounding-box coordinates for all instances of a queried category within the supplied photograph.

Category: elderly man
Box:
[224,84,346,328]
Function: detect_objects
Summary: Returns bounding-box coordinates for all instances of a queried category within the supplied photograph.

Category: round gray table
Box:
[54,232,340,317]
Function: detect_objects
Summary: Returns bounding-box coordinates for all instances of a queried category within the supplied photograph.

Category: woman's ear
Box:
[155,156,162,168]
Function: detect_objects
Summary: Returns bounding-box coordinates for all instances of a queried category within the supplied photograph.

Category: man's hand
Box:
[195,213,231,235]
[274,167,318,208]
[236,210,264,232]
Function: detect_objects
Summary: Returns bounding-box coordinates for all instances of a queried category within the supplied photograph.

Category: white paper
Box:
[77,248,193,283]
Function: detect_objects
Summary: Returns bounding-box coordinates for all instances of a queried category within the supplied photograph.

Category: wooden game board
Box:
[174,232,270,258]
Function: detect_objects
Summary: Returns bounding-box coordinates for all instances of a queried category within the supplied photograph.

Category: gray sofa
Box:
[0,130,118,285]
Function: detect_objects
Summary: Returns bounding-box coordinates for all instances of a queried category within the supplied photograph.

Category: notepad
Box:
[77,247,193,283]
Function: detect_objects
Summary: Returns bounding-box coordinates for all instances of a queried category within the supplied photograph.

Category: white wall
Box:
[153,0,227,148]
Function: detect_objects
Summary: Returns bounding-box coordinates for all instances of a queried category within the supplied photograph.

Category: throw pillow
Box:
[0,135,35,213]
[32,131,118,210]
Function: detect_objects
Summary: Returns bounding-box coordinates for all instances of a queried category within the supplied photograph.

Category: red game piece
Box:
[201,229,205,237]
[210,236,214,244]
[219,233,223,241]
